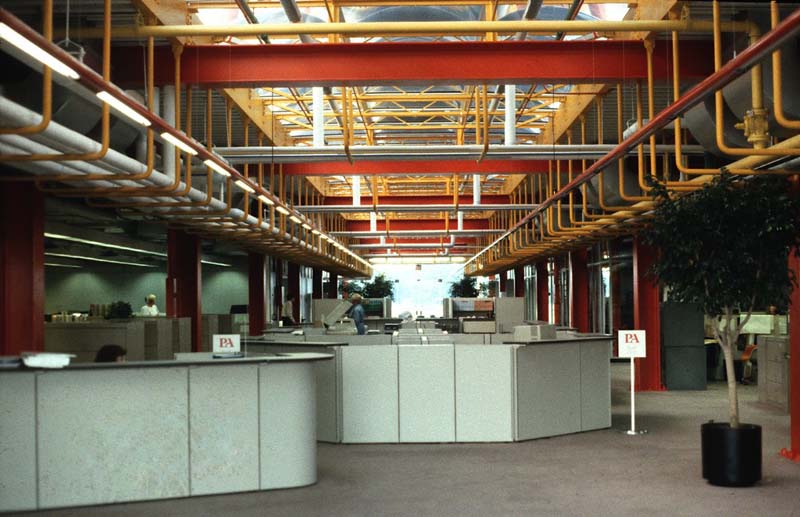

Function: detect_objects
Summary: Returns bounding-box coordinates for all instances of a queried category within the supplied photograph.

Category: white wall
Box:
[45,262,248,315]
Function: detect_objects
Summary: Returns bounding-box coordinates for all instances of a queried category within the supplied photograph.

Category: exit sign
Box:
[618,330,646,358]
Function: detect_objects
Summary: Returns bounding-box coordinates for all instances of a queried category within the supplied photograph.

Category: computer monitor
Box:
[230,304,248,314]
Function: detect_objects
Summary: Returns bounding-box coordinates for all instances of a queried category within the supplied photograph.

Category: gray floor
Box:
[16,363,800,517]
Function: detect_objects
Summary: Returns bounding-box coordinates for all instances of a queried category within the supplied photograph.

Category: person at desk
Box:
[281,293,297,326]
[95,344,127,363]
[140,294,159,316]
[350,293,367,335]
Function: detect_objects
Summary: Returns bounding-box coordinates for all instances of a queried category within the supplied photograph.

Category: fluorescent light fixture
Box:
[258,194,274,205]
[289,215,302,224]
[44,232,166,257]
[203,159,231,177]
[45,262,82,268]
[302,223,311,230]
[320,234,329,241]
[275,206,290,216]
[96,91,151,127]
[160,132,198,155]
[45,252,156,268]
[311,229,320,235]
[235,179,255,194]
[0,23,79,79]
[201,259,231,267]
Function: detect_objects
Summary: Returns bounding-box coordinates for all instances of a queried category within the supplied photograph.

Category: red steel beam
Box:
[325,195,509,205]
[283,160,548,176]
[347,219,489,231]
[112,40,713,88]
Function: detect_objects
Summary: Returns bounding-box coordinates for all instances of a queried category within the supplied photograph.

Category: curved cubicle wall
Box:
[0,353,330,512]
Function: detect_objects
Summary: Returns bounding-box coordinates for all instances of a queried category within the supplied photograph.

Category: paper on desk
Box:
[21,352,75,368]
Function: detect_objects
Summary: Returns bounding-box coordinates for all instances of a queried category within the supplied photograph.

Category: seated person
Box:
[281,294,297,326]
[95,344,127,363]
[140,294,159,316]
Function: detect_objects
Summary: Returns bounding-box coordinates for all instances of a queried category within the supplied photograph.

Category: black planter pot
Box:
[701,422,762,487]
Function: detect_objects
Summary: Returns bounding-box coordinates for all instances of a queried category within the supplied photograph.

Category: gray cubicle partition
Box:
[0,353,330,512]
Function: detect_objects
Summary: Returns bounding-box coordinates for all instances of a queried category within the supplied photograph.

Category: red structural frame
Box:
[536,261,549,322]
[284,160,548,176]
[166,229,202,351]
[248,253,266,337]
[782,252,800,462]
[571,249,590,333]
[632,238,663,392]
[0,183,44,355]
[112,40,714,88]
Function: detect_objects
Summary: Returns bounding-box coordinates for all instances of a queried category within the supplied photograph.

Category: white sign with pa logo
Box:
[618,330,646,358]
[212,334,241,354]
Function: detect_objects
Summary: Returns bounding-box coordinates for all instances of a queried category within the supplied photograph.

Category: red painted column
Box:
[312,268,323,299]
[287,261,300,322]
[327,272,339,299]
[514,266,525,298]
[248,253,266,337]
[499,271,508,297]
[536,261,549,322]
[571,249,591,333]
[166,229,201,351]
[0,183,44,355]
[781,251,800,461]
[633,237,664,391]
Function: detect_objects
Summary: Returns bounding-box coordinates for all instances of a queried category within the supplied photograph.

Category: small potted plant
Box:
[642,173,800,486]
[105,300,133,320]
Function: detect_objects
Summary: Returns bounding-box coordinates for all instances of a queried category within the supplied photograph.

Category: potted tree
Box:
[642,173,800,487]
[449,276,479,298]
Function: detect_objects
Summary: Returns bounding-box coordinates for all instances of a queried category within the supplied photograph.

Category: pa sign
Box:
[618,330,646,358]
[213,334,241,354]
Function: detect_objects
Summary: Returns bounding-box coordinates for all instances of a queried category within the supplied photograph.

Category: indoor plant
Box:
[642,173,800,486]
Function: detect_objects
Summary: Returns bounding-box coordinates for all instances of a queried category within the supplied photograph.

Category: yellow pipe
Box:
[771,1,800,130]
[713,1,799,157]
[0,0,110,163]
[80,19,757,39]
[0,0,52,136]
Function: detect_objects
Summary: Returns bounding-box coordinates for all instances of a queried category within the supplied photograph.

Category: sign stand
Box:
[618,330,647,436]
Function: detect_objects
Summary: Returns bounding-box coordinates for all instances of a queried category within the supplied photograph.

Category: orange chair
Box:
[738,344,758,384]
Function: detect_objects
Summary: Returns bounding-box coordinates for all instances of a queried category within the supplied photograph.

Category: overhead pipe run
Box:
[217,144,704,164]
[295,204,539,213]
[83,19,756,39]
[465,6,800,274]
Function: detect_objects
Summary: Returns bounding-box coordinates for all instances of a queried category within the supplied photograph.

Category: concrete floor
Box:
[16,363,799,517]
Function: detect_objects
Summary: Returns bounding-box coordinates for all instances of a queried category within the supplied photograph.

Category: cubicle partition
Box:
[0,353,330,512]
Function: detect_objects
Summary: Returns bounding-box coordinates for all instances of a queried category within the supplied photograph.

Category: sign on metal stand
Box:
[618,330,647,435]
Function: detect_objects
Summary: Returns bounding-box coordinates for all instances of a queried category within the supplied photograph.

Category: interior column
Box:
[248,253,266,337]
[633,237,664,391]
[782,252,800,461]
[571,249,590,333]
[166,229,201,351]
[0,183,44,355]
[536,261,548,322]
[327,272,339,299]
[312,268,323,299]
[287,261,300,323]
[514,266,525,298]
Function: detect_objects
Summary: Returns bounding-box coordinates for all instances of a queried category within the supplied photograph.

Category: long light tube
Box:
[160,132,198,155]
[275,206,290,215]
[289,215,302,224]
[96,91,151,127]
[45,232,166,257]
[0,23,79,79]
[258,194,274,205]
[45,252,156,268]
[204,159,231,177]
[235,179,255,193]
